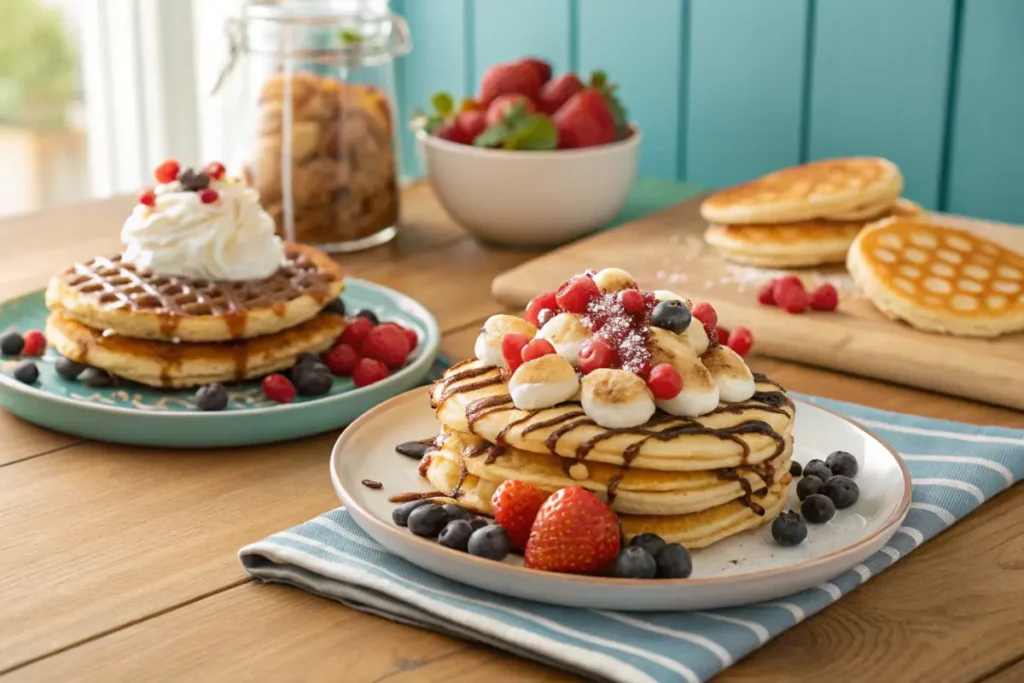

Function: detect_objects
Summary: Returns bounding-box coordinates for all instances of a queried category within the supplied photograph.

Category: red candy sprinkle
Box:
[262,374,296,404]
[555,275,600,314]
[339,317,374,351]
[21,330,46,356]
[154,159,180,184]
[501,333,531,373]
[775,283,809,314]
[757,279,778,306]
[525,291,559,327]
[618,289,646,316]
[322,343,360,376]
[352,357,389,387]
[521,338,556,363]
[198,188,219,204]
[646,363,682,400]
[577,337,616,374]
[139,189,156,207]
[726,327,754,357]
[204,161,226,180]
[809,283,839,312]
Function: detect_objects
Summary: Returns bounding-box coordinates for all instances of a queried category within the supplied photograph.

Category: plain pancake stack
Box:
[702,157,919,268]
[45,242,346,387]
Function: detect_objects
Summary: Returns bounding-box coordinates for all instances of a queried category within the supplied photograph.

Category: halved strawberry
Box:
[524,487,621,574]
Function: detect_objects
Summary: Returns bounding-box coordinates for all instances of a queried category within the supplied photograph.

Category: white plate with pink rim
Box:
[330,388,912,611]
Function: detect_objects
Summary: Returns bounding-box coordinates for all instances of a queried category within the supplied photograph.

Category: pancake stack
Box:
[45,242,346,388]
[702,157,919,268]
[421,269,795,549]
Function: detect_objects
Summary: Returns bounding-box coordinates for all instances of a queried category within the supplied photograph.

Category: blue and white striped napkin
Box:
[240,395,1024,683]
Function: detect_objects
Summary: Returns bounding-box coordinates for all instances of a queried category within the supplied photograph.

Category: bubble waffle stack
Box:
[44,161,346,388]
[701,157,919,268]
[420,268,795,548]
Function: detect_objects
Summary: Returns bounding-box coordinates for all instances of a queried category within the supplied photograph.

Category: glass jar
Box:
[214,0,411,252]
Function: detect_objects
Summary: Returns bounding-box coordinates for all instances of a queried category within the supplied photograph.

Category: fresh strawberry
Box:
[539,72,584,114]
[809,283,839,312]
[726,327,754,357]
[517,57,552,84]
[21,330,46,356]
[454,109,487,143]
[577,337,616,374]
[339,316,374,351]
[352,357,389,387]
[322,343,360,376]
[479,61,543,106]
[555,275,600,314]
[435,118,474,145]
[525,291,559,328]
[521,338,556,363]
[501,333,531,373]
[491,480,550,549]
[362,324,412,369]
[646,363,682,399]
[524,487,621,574]
[552,88,616,149]
[485,93,537,127]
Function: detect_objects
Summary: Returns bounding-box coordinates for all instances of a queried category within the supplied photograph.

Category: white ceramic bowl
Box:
[416,128,641,247]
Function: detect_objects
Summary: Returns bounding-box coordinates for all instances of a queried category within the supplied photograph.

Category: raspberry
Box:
[154,159,180,184]
[555,275,600,314]
[501,333,530,373]
[322,343,360,376]
[139,189,156,207]
[646,363,682,400]
[521,338,556,363]
[338,317,374,351]
[776,283,809,314]
[757,279,778,306]
[577,337,615,374]
[198,188,219,204]
[525,291,558,327]
[261,374,296,404]
[809,283,839,312]
[204,161,226,180]
[362,324,412,369]
[727,327,754,357]
[690,302,718,339]
[353,357,389,387]
[619,288,646,316]
[400,326,418,350]
[21,330,46,356]
[772,275,804,303]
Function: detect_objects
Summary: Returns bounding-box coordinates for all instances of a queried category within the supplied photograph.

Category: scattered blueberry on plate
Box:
[789,460,802,477]
[392,499,433,527]
[823,475,860,508]
[797,475,824,501]
[629,532,667,558]
[771,511,808,546]
[438,519,473,551]
[467,525,510,561]
[13,360,38,385]
[1,332,25,356]
[615,546,657,579]
[826,450,859,478]
[654,543,693,579]
[55,356,87,380]
[801,493,836,524]
[803,459,832,482]
[194,383,229,411]
[407,504,448,537]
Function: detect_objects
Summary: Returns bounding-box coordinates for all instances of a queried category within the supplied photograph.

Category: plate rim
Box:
[0,277,442,418]
[330,388,914,587]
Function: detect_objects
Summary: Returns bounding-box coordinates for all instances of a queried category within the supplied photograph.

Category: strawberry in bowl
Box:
[412,57,641,248]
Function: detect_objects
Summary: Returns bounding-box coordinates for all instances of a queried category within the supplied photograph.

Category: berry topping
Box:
[362,324,412,369]
[468,525,511,561]
[614,546,657,579]
[438,519,474,551]
[756,279,778,305]
[796,475,824,501]
[689,302,718,339]
[654,544,693,579]
[555,275,601,314]
[491,480,550,550]
[293,363,333,396]
[154,159,180,184]
[823,475,860,508]
[524,487,621,574]
[339,317,374,351]
[55,357,87,380]
[80,367,114,388]
[198,188,219,204]
[261,374,296,404]
[400,327,419,351]
[392,499,433,527]
[525,291,559,328]
[579,290,653,375]
[809,283,839,312]
[801,493,836,524]
[826,450,859,478]
[771,511,808,547]
[577,337,616,374]
[651,299,692,334]
[352,357,390,387]
[789,460,803,477]
[322,343,360,376]
[521,338,556,363]
[618,288,647,316]
[501,332,531,373]
[204,161,226,180]
[139,189,156,207]
[407,503,448,537]
[20,330,46,356]
[194,383,229,411]
[0,332,24,356]
[180,168,211,191]
[646,363,682,400]
[774,277,809,314]
[13,360,38,385]
[803,459,832,482]
[629,532,666,558]
[726,327,754,357]
[355,309,380,325]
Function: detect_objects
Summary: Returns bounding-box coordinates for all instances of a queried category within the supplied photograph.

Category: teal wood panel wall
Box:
[392,0,1024,224]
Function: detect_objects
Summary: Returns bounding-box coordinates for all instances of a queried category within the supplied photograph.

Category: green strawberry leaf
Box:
[589,70,608,89]
[431,92,454,118]
[503,114,558,150]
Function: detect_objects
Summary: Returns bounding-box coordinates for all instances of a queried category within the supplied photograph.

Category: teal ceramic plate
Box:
[0,278,441,448]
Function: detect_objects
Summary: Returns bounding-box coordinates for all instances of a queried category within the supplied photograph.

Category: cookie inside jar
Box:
[247,71,400,252]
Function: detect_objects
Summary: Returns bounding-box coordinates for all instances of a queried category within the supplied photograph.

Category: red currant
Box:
[772,275,804,303]
[261,374,296,404]
[525,291,558,327]
[809,283,839,312]
[521,338,556,363]
[646,363,682,400]
[139,189,156,207]
[726,327,754,357]
[154,159,180,184]
[198,188,219,204]
[555,275,600,314]
[21,330,46,356]
[501,333,530,372]
[690,302,718,339]
[619,289,646,316]
[204,161,226,180]
[775,282,809,314]
[577,337,616,374]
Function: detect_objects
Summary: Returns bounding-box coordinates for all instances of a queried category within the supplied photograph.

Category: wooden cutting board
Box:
[491,195,1024,411]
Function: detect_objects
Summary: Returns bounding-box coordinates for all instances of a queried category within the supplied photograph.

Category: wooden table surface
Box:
[2,184,1023,683]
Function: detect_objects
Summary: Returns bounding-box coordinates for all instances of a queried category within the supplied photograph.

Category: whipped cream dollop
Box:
[121,180,284,281]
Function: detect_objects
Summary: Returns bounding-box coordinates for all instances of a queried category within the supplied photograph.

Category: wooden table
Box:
[2,185,1023,683]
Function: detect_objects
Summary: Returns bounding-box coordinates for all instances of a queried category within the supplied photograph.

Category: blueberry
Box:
[629,532,666,558]
[194,383,229,411]
[467,525,510,561]
[322,299,346,316]
[80,368,114,387]
[651,300,692,334]
[771,511,808,546]
[354,309,379,325]
[13,360,38,384]
[391,499,433,527]
[822,475,859,509]
[801,494,836,524]
[654,543,693,579]
[442,503,471,522]
[55,356,87,380]
[789,461,803,477]
[803,459,832,482]
[796,475,824,501]
[468,517,489,531]
[407,503,448,537]
[1,332,25,356]
[293,365,333,397]
[294,353,322,369]
[438,519,473,551]
[826,450,859,478]
[615,546,657,579]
